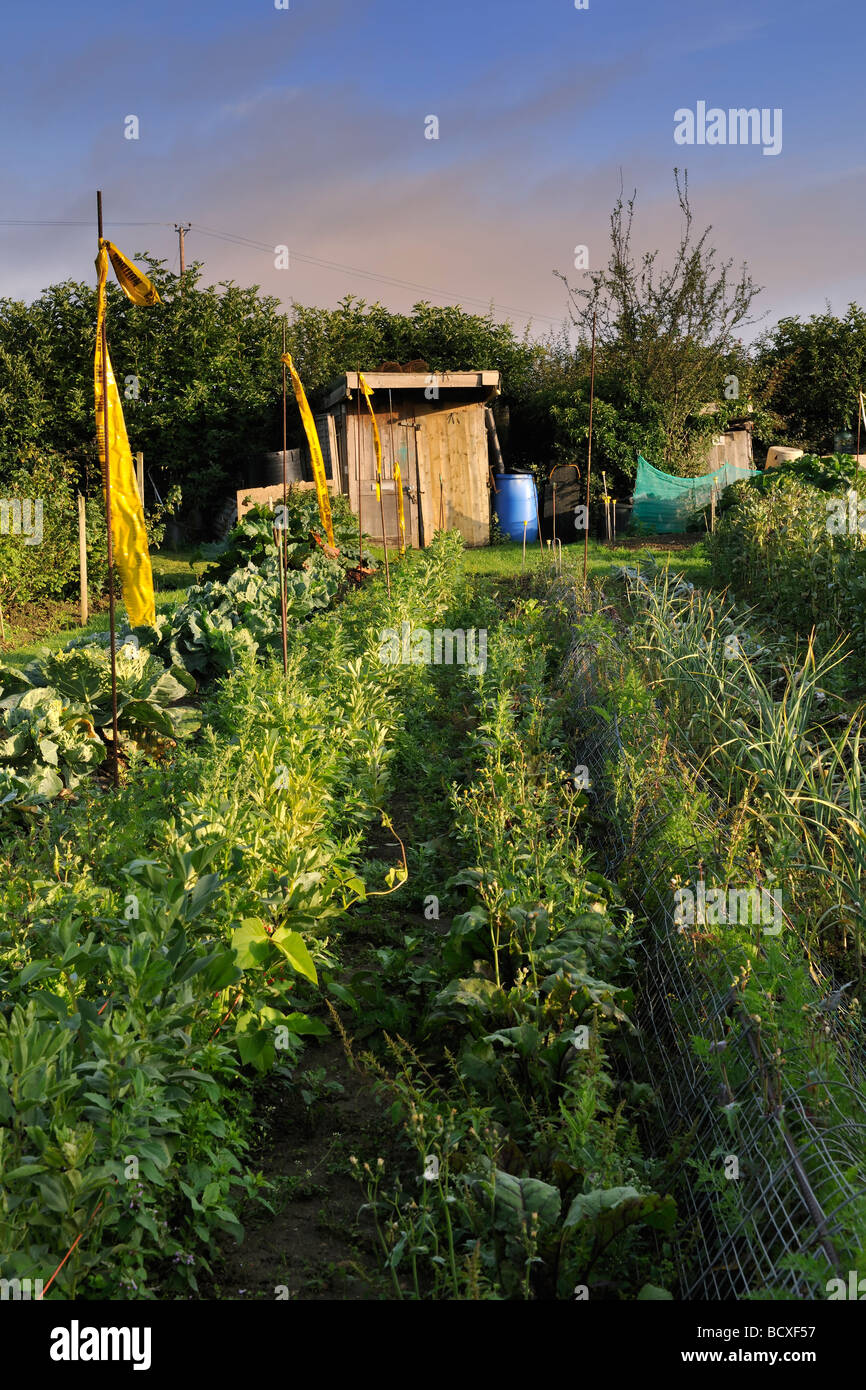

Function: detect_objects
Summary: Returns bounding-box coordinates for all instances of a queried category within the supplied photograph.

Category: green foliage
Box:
[557,174,763,476]
[0,275,535,513]
[0,489,371,811]
[706,469,866,681]
[576,581,866,1284]
[0,642,200,812]
[0,445,179,613]
[286,295,534,400]
[754,304,866,452]
[352,592,676,1299]
[0,448,106,609]
[0,533,464,1296]
[0,262,284,509]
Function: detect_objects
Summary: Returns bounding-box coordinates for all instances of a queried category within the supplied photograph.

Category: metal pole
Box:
[583,310,597,586]
[97,190,120,786]
[279,319,289,677]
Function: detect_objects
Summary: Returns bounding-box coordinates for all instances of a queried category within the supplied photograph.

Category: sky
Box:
[1,0,864,339]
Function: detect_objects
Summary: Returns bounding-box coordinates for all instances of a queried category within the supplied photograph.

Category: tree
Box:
[556,171,764,474]
[284,295,535,400]
[0,279,538,529]
[753,305,866,452]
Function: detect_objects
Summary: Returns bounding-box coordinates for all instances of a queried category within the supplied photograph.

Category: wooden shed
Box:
[321,370,501,548]
[696,404,755,474]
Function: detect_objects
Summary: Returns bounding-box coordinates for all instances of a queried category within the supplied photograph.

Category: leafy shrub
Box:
[0,492,361,812]
[0,445,180,611]
[0,642,199,811]
[706,471,866,683]
[0,449,108,608]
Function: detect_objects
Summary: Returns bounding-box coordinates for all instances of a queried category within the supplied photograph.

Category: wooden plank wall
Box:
[414,399,489,547]
[236,479,338,522]
[344,396,422,549]
[340,391,490,548]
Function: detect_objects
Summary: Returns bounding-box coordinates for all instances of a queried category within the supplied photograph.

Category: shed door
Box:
[351,399,421,550]
[414,402,490,547]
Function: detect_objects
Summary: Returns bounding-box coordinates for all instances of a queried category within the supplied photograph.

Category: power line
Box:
[0,216,566,328]
[188,221,563,326]
[0,219,174,227]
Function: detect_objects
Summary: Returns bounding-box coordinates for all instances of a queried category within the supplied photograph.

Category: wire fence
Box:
[567,619,866,1301]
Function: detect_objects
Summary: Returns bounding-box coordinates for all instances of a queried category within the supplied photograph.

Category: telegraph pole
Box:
[174,223,191,277]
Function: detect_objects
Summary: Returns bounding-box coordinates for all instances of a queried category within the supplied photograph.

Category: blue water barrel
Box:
[493,473,538,542]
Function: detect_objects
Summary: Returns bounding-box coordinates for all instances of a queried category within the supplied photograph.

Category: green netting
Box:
[631,454,759,533]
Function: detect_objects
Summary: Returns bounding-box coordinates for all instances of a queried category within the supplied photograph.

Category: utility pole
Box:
[174,223,191,277]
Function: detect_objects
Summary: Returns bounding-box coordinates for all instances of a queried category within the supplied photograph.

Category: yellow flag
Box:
[281,353,335,547]
[94,241,158,628]
[358,373,383,500]
[392,453,406,556]
[105,241,162,307]
[358,374,405,555]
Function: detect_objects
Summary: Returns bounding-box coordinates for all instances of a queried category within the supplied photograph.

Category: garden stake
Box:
[522,519,527,571]
[77,492,89,624]
[583,310,597,584]
[355,383,363,568]
[378,476,392,596]
[533,479,544,561]
[274,520,288,675]
[96,190,120,787]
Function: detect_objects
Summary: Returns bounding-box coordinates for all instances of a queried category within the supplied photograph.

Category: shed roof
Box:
[323,370,501,410]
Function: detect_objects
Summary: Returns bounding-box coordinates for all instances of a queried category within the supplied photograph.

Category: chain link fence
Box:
[567,614,866,1301]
